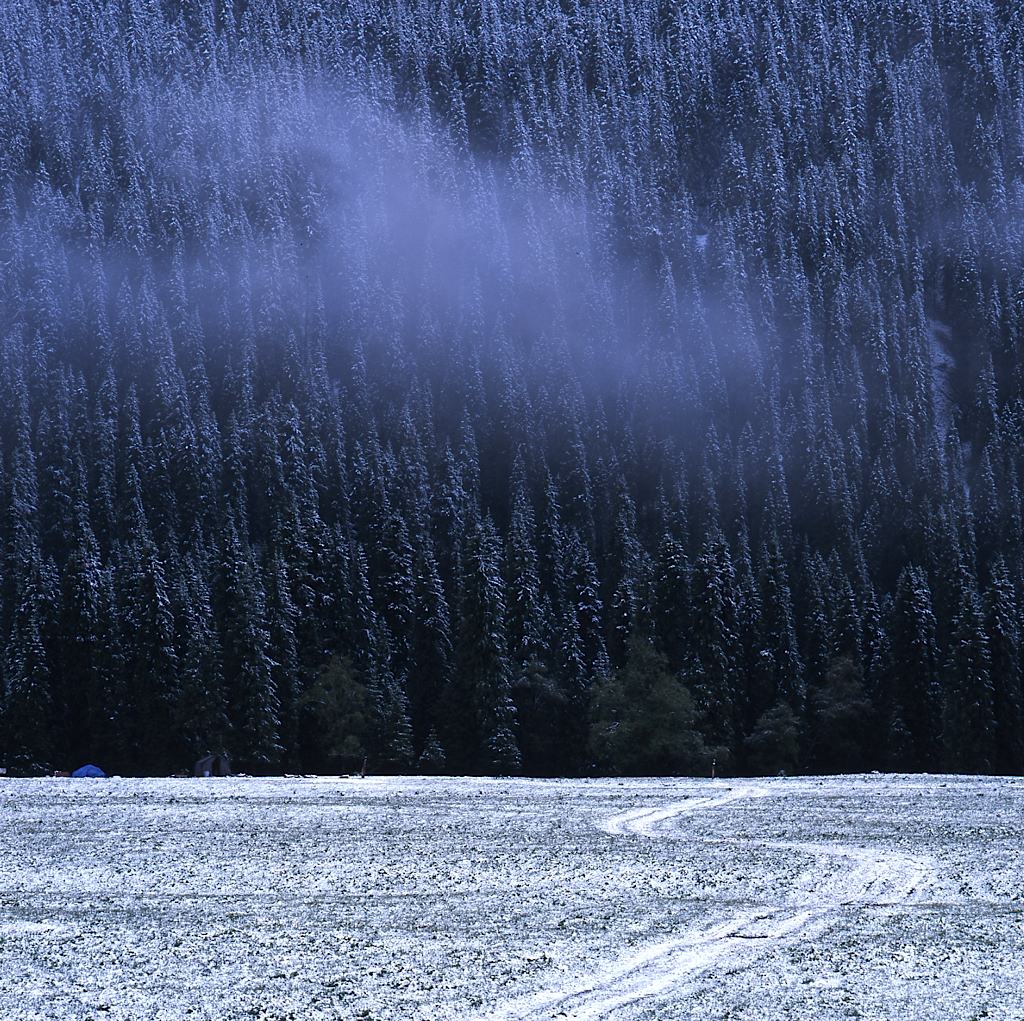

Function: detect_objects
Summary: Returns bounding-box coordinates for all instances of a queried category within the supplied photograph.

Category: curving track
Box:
[481,783,933,1021]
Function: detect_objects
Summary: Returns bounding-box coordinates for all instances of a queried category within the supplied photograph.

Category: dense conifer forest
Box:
[1,0,1023,777]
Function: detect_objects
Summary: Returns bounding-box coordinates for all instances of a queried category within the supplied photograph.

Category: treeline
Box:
[1,0,1024,776]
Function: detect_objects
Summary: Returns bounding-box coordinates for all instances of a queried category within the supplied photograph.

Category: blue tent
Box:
[71,764,107,778]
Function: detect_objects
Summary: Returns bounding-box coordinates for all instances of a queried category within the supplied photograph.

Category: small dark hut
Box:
[194,754,232,777]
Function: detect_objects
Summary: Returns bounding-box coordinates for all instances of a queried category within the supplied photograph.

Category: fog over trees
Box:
[2,0,1023,776]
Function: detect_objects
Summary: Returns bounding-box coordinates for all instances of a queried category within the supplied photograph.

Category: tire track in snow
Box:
[481,783,933,1021]
[599,784,769,837]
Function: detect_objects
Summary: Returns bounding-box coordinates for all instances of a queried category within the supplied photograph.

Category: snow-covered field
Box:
[1,775,1022,1020]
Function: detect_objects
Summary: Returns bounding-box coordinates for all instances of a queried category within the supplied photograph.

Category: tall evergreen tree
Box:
[455,517,521,774]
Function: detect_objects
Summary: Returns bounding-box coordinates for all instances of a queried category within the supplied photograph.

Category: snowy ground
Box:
[1,775,1023,1020]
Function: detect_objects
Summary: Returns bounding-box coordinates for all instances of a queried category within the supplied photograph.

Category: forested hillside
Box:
[2,0,1023,776]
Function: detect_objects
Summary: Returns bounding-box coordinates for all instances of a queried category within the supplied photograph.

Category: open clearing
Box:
[1,775,1023,1020]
